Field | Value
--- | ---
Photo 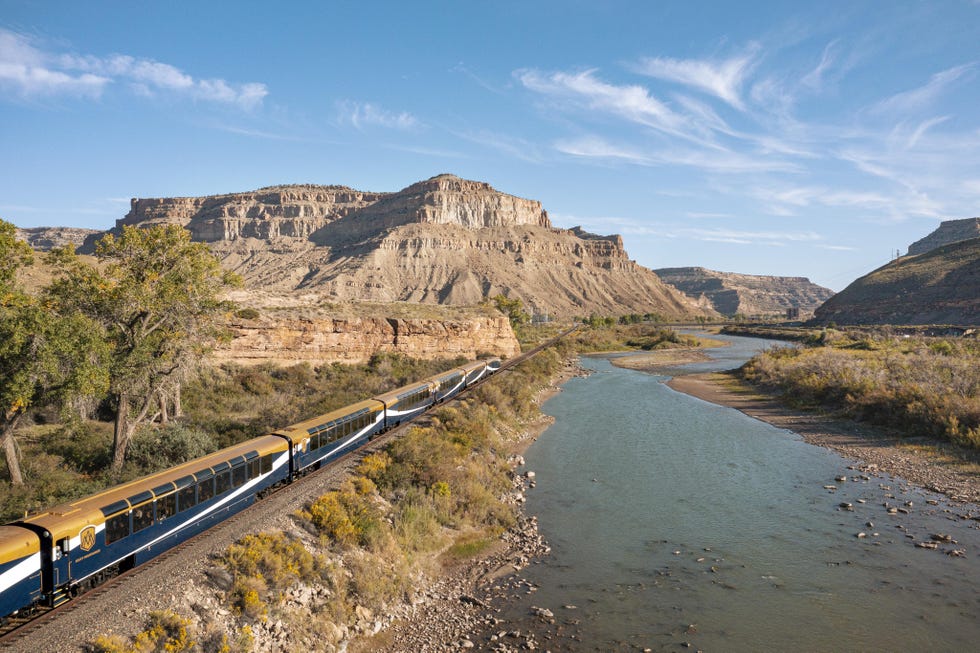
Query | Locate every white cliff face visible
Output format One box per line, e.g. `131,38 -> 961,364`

121,185 -> 386,242
109,174 -> 712,320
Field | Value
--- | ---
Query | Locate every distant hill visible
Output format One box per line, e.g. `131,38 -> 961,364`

654,267 -> 834,317
16,226 -> 102,251
907,217 -> 980,256
812,237 -> 980,326
77,174 -> 710,320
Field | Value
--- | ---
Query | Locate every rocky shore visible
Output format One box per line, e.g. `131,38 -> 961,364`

667,371 -> 980,505
354,360 -> 588,652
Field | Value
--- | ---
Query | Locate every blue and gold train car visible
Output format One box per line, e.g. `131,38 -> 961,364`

0,354 -> 505,622
0,527 -> 41,620
13,435 -> 290,607
375,380 -> 438,429
281,399 -> 386,474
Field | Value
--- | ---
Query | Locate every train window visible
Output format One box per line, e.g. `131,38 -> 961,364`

132,505 -> 154,533
260,454 -> 273,474
232,464 -> 246,488
248,459 -> 260,479
127,490 -> 153,506
178,484 -> 197,511
215,471 -> 231,495
197,478 -> 215,502
156,494 -> 176,521
105,512 -> 130,544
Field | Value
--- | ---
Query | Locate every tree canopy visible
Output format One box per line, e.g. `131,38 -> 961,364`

50,224 -> 240,471
0,220 -> 109,484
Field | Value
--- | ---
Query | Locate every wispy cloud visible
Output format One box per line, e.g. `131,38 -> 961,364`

0,28 -> 267,108
686,211 -> 734,219
800,40 -> 839,92
681,227 -> 821,246
517,69 -> 707,145
816,244 -> 858,251
453,129 -> 546,163
451,62 -> 505,95
904,115 -> 950,149
551,212 -> 824,248
209,123 -> 306,141
872,63 -> 976,115
631,45 -> 760,110
554,134 -> 799,173
336,100 -> 418,130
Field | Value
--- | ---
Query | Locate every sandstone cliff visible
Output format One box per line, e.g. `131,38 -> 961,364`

112,174 -> 708,320
107,185 -> 386,245
655,267 -> 834,317
907,218 -> 980,256
812,237 -> 980,326
215,293 -> 520,365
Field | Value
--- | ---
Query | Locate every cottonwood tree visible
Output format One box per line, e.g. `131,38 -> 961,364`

50,225 -> 240,472
0,220 -> 109,484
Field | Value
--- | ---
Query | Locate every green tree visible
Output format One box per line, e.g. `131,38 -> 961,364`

0,220 -> 109,485
50,225 -> 240,472
491,294 -> 530,329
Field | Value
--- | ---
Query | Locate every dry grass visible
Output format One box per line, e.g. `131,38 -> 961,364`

741,333 -> 980,449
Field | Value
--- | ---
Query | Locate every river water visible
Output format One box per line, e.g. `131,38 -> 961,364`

494,333 -> 980,652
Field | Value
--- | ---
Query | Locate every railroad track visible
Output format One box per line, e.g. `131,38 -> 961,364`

0,327 -> 577,650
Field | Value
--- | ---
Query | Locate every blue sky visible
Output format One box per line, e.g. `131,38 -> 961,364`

2,1 -> 978,290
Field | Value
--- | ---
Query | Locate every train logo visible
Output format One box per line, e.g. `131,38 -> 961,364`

79,526 -> 96,551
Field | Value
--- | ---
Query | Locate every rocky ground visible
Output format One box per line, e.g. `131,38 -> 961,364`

667,371 -> 980,504
359,361 -> 588,652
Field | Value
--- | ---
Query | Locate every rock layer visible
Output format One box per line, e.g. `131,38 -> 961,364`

655,267 -> 834,317
907,218 -> 980,256
214,313 -> 520,365
812,237 -> 980,325
112,174 -> 707,320
115,185 -> 385,244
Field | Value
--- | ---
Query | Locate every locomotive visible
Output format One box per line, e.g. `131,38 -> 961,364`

0,357 -> 501,623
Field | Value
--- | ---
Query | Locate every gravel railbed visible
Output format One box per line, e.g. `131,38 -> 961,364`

2,434 -> 394,653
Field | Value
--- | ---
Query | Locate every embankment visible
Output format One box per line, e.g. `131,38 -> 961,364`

667,371 -> 980,504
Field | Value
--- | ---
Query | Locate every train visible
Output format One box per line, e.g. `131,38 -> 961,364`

0,356 -> 501,624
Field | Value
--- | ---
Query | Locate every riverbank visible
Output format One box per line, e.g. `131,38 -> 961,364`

667,371 -> 980,505
360,358 -> 588,652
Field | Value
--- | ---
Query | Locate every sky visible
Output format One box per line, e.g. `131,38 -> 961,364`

1,1 -> 979,291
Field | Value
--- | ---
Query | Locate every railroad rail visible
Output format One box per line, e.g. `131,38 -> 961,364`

0,325 -> 578,648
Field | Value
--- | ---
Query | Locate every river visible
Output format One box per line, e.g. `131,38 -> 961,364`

491,333 -> 980,652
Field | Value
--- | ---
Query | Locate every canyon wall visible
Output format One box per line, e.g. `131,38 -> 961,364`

655,267 -> 835,317
214,314 -> 520,366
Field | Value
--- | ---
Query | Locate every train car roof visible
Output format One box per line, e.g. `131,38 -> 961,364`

373,379 -> 437,404
0,526 -> 39,564
17,434 -> 288,537
460,360 -> 489,372
277,398 -> 383,436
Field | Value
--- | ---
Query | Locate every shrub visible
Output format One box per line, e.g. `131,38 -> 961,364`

741,335 -> 980,450
301,480 -> 384,550
222,531 -> 324,595
90,610 -> 196,653
126,424 -> 216,473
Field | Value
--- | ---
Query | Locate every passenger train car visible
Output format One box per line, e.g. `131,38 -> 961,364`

0,356 -> 500,624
